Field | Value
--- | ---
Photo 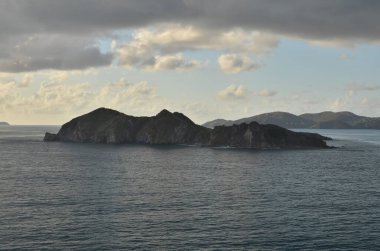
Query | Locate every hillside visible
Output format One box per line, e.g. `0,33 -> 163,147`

203,111 -> 380,129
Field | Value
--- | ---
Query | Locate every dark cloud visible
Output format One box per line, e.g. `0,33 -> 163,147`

0,0 -> 189,37
0,34 -> 113,72
188,0 -> 380,41
0,0 -> 379,72
0,48 -> 112,73
1,0 -> 379,39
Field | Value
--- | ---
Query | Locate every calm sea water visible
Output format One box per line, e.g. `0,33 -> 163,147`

0,126 -> 379,250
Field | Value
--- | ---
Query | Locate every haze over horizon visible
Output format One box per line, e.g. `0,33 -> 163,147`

1,0 -> 380,125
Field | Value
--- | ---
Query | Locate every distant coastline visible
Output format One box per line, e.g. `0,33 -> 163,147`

0,122 -> 10,126
203,111 -> 380,130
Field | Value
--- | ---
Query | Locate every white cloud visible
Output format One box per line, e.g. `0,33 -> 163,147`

122,25 -> 279,54
330,97 -> 347,111
0,81 -> 18,97
117,42 -> 202,71
96,79 -> 156,107
0,77 -> 170,124
0,80 -> 92,120
218,54 -> 260,73
307,39 -> 357,48
117,25 -> 278,72
254,89 -> 278,97
150,54 -> 202,71
217,84 -> 247,100
48,72 -> 70,82
327,83 -> 380,113
19,73 -> 34,88
93,80 -> 171,116
347,83 -> 380,95
217,86 -> 277,102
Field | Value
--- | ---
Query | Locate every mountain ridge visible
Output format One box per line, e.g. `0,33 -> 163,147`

203,111 -> 380,129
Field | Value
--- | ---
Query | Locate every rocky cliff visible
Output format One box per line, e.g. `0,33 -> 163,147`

210,122 -> 330,149
44,108 -> 331,149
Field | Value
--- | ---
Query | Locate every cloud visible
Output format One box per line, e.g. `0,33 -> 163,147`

96,78 -> 157,107
0,82 -> 18,97
0,80 -> 91,120
117,25 -> 276,71
254,89 -> 278,97
347,83 -> 380,95
0,34 -> 113,73
217,84 -> 248,100
118,47 -> 202,71
120,25 -> 280,54
151,54 -> 202,71
3,1 -> 377,72
19,74 -> 34,88
2,0 -> 380,42
218,54 -> 260,73
307,39 -> 357,48
48,72 -> 70,82
0,77 -> 169,123
329,83 -> 380,113
217,85 -> 277,101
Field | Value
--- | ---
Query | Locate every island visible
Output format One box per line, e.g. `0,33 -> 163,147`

44,108 -> 331,149
203,111 -> 380,129
0,122 -> 10,126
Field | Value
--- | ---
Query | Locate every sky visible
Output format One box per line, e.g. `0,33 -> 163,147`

0,0 -> 380,125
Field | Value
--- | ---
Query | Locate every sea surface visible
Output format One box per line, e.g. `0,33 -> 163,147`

0,126 -> 379,250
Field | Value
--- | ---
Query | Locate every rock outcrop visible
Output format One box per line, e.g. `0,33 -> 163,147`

135,109 -> 210,145
44,108 -> 331,149
44,108 -> 210,145
210,122 -> 330,149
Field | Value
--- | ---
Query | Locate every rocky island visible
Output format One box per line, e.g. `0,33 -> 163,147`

44,108 -> 331,149
0,122 -> 10,126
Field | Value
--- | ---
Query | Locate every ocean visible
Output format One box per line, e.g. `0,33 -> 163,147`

0,126 -> 379,250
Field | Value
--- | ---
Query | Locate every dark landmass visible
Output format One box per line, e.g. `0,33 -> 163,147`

44,108 -> 331,149
203,111 -> 380,129
44,108 -> 210,145
0,122 -> 10,126
209,122 -> 330,149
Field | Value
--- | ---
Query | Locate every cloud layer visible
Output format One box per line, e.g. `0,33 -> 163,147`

116,25 -> 277,71
1,0 -> 379,72
0,76 -> 167,123
2,0 -> 380,40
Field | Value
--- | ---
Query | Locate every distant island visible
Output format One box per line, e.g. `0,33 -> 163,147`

44,108 -> 331,149
0,122 -> 10,126
203,111 -> 380,129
